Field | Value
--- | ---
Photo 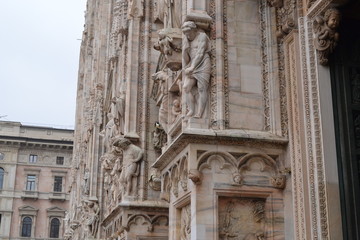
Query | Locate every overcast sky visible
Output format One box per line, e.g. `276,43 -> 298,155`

0,0 -> 87,129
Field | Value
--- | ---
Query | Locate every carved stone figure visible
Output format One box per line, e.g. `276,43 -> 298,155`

171,98 -> 181,122
154,0 -> 182,28
84,200 -> 100,237
154,28 -> 183,71
82,168 -> 90,195
111,95 -> 125,135
188,169 -> 202,184
63,211 -> 71,238
182,21 -> 211,118
232,172 -> 243,184
100,147 -> 123,211
154,29 -> 180,56
314,8 -> 341,65
100,113 -> 119,150
220,201 -> 238,239
152,122 -> 167,151
152,70 -> 169,133
270,174 -> 286,189
113,137 -> 144,196
149,167 -> 161,191
128,0 -> 144,18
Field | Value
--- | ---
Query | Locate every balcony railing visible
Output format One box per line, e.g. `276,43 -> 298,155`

49,191 -> 66,201
21,190 -> 39,199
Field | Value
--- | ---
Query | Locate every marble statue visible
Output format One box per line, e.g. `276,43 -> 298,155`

82,168 -> 90,195
182,21 -> 211,118
84,200 -> 100,237
113,137 -> 144,196
100,113 -> 119,150
154,0 -> 182,28
111,95 -> 125,135
152,70 -> 169,133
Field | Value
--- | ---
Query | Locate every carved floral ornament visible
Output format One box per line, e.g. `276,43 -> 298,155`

313,8 -> 341,65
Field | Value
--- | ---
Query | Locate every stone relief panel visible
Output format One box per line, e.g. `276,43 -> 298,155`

226,0 -> 264,130
180,204 -> 191,240
219,197 -> 265,240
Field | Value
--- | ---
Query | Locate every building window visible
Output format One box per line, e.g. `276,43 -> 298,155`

0,152 -> 4,160
56,156 -> 64,165
29,154 -> 37,163
0,168 -> 4,189
49,218 -> 60,238
21,216 -> 32,237
26,175 -> 36,191
53,176 -> 63,192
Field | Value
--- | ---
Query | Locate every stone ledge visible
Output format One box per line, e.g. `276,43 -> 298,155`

153,129 -> 288,169
102,200 -> 169,226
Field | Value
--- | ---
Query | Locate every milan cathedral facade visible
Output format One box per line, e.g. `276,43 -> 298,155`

65,0 -> 360,239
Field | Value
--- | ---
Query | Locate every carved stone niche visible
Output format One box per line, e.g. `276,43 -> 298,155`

154,28 -> 182,71
219,197 -> 266,239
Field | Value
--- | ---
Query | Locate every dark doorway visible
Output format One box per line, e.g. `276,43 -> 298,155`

330,0 -> 360,239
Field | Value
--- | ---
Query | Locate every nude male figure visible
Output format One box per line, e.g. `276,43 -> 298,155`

182,21 -> 211,118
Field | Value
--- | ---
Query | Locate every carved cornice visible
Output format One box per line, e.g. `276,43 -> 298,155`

101,200 -> 169,226
152,129 -> 288,170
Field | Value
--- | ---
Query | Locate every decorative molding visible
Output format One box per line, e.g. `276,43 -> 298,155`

284,28 -> 306,239
152,129 -> 287,170
306,17 -> 330,239
260,0 -> 271,132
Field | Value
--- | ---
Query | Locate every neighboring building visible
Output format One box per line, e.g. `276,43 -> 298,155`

66,0 -> 360,239
0,121 -> 73,239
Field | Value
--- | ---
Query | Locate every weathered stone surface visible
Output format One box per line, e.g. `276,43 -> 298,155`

66,0 -> 348,239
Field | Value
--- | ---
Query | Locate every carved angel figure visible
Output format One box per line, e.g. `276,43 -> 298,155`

154,30 -> 179,56
314,8 -> 341,65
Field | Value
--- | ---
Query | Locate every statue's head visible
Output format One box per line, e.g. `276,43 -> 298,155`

158,29 -> 166,39
182,21 -> 197,41
324,8 -> 340,29
173,98 -> 180,107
